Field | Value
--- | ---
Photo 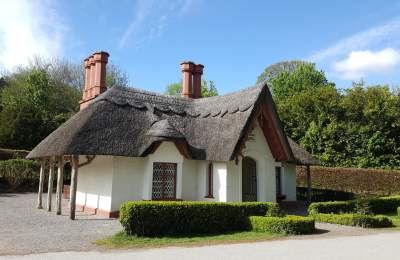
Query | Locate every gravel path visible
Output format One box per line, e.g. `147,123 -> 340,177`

0,193 -> 121,256
0,193 -> 399,257
2,232 -> 400,260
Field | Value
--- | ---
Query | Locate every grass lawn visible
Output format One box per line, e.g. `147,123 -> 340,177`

96,231 -> 284,249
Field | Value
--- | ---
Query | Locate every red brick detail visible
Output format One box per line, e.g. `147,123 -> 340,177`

80,51 -> 109,110
63,185 -> 70,199
76,204 -> 119,219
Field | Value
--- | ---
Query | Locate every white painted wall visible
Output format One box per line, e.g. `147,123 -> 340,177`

242,123 -> 277,202
143,142 -> 184,200
111,156 -> 146,211
227,161 -> 240,201
282,162 -> 297,201
181,158 -> 198,201
76,156 -> 114,211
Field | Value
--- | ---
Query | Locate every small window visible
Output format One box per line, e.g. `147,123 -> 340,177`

152,162 -> 177,200
205,163 -> 213,198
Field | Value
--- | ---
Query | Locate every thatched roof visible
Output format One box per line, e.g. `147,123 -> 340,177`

27,83 -> 318,165
288,138 -> 320,165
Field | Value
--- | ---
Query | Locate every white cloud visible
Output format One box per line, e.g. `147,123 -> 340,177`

332,48 -> 400,80
309,18 -> 400,62
0,0 -> 66,71
118,0 -> 197,49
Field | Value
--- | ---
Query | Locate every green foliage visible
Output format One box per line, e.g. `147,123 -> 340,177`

0,68 -> 80,149
0,148 -> 30,160
257,61 -> 400,169
249,215 -> 315,235
0,57 -> 129,150
297,166 -> 400,196
397,207 -> 400,217
314,213 -> 393,228
367,196 -> 400,214
296,187 -> 355,202
119,201 -> 278,236
0,159 -> 39,188
256,60 -> 307,84
308,196 -> 400,215
165,80 -> 218,97
308,201 -> 356,215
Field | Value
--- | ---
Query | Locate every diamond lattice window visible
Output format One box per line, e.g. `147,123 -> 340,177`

152,162 -> 177,200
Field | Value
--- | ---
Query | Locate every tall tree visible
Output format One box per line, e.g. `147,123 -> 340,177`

0,57 -> 130,149
256,60 -> 306,84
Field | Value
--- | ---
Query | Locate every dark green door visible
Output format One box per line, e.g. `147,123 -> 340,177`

242,157 -> 257,202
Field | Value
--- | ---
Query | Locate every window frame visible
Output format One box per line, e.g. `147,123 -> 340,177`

205,162 -> 214,198
152,162 -> 177,200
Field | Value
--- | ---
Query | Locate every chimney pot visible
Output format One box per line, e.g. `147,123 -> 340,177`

80,51 -> 109,110
180,61 -> 194,98
193,64 -> 204,99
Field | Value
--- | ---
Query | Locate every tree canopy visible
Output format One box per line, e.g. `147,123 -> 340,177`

257,61 -> 400,169
0,58 -> 129,149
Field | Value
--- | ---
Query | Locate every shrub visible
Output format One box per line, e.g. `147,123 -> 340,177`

0,159 -> 39,188
308,196 -> 400,215
0,148 -> 29,160
367,196 -> 400,214
249,215 -> 315,235
296,187 -> 355,202
297,166 -> 400,196
308,201 -> 356,215
120,201 -> 279,236
397,207 -> 400,217
314,213 -> 393,228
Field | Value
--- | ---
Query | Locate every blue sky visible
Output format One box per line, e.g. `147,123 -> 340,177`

1,0 -> 400,94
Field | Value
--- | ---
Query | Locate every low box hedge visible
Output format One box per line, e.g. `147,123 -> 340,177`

308,201 -> 356,215
308,196 -> 400,215
367,196 -> 400,214
249,215 -> 315,235
314,213 -> 393,228
120,201 -> 280,236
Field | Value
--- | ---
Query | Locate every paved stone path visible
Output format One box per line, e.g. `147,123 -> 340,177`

0,193 -> 121,256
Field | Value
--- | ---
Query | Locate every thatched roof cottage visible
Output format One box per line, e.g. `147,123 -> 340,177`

28,52 -> 319,219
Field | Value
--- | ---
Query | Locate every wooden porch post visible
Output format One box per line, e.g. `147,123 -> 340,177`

47,157 -> 55,211
37,160 -> 45,209
55,156 -> 64,215
306,165 -> 312,203
69,155 -> 79,220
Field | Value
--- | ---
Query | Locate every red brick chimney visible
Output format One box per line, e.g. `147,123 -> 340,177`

193,64 -> 204,99
180,61 -> 203,99
180,61 -> 194,98
79,51 -> 109,110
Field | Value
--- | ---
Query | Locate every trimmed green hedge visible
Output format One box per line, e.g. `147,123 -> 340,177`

308,201 -> 356,215
314,213 -> 393,228
368,197 -> 400,214
0,159 -> 39,189
120,201 -> 280,236
249,215 -> 315,235
308,196 -> 400,215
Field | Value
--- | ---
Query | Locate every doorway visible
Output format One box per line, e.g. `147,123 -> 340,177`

242,157 -> 257,202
